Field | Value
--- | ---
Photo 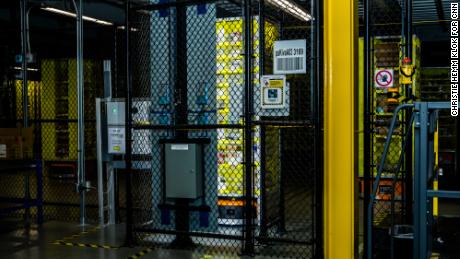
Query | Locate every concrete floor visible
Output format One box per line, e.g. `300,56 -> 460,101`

0,221 -> 252,259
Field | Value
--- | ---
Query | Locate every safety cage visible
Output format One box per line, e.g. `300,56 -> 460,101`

123,0 -> 322,258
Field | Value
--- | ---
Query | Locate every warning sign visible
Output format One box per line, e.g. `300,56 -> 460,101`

261,75 -> 287,109
374,69 -> 394,88
108,127 -> 126,154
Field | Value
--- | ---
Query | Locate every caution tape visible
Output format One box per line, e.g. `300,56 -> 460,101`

52,240 -> 120,250
127,248 -> 153,259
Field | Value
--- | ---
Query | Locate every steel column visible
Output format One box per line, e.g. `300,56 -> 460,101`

413,102 -> 428,259
404,0 -> 414,224
171,4 -> 193,248
363,0 -> 371,254
124,0 -> 134,246
96,98 -> 104,225
20,0 -> 28,127
258,0 -> 267,238
74,0 -> 87,226
243,0 -> 254,254
323,0 -> 358,257
314,0 -> 323,256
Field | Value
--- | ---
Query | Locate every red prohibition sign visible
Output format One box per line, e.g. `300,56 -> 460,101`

375,70 -> 393,87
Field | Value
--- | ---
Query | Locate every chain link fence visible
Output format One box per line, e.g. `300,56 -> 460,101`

0,2 -> 115,223
127,0 -> 320,257
364,0 -> 413,257
2,60 -> 104,223
0,1 -> 321,256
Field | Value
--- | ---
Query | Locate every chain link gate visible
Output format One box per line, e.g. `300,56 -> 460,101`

363,0 -> 420,257
126,0 -> 321,257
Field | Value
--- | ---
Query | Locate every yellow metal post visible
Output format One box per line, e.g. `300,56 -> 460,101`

323,0 -> 358,257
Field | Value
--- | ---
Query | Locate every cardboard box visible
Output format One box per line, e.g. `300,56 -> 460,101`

0,128 -> 34,160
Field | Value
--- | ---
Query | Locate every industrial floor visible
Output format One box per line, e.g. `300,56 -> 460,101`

0,221 -> 256,259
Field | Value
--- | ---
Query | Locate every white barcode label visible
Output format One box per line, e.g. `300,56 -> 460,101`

273,39 -> 307,74
276,57 -> 304,72
0,144 -> 6,158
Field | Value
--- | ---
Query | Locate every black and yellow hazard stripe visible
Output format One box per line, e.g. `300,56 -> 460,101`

127,247 -> 153,259
52,240 -> 120,250
56,225 -> 101,243
61,234 -> 82,241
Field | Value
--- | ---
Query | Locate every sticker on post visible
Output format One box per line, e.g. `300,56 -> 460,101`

171,144 -> 189,151
261,75 -> 287,109
273,39 -> 307,74
108,127 -> 126,154
374,68 -> 394,88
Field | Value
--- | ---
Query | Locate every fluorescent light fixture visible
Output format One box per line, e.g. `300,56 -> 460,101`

41,7 -> 113,26
117,26 -> 139,32
14,66 -> 39,72
265,0 -> 312,22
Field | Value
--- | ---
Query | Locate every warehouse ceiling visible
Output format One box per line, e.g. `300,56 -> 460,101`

0,0 -> 454,29
412,0 -> 453,22
0,0 -> 454,62
358,0 -> 454,22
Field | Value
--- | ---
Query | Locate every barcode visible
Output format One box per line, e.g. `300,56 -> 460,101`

276,57 -> 303,71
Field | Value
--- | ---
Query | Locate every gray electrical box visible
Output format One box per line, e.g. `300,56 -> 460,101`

106,101 -> 125,126
165,143 -> 203,199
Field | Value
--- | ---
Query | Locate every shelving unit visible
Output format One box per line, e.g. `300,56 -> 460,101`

40,59 -> 101,178
215,17 -> 277,217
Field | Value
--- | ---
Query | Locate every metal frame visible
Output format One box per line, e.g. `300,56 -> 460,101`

367,102 -> 459,259
313,0 -> 323,255
124,0 -> 322,256
68,0 -> 87,226
403,0 -> 414,225
124,0 -> 134,246
363,0 -> 371,255
17,0 -> 88,225
412,102 -> 460,259
242,0 -> 255,253
0,160 -> 43,225
20,0 -> 29,128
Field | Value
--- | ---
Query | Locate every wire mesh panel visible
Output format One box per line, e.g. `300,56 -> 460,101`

11,58 -> 103,222
129,1 -> 245,255
0,0 -> 123,222
128,0 -> 320,257
364,0 -> 421,257
253,1 -> 316,258
0,0 -> 112,223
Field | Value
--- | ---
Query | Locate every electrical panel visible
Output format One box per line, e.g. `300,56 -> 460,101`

165,143 -> 203,199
